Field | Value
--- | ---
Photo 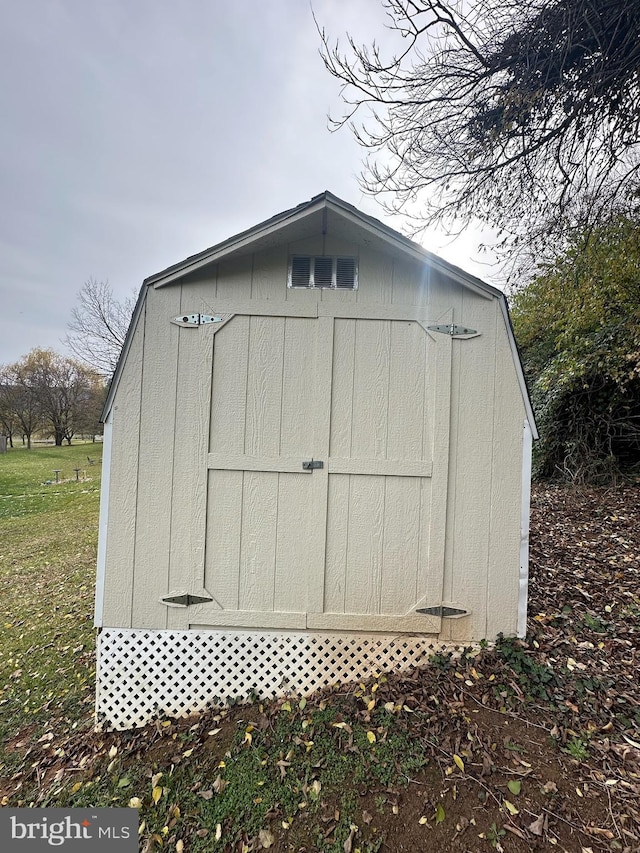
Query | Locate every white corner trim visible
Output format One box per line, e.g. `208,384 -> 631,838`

518,419 -> 533,638
94,414 -> 113,627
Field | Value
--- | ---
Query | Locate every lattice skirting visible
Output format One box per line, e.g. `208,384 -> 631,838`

96,628 -> 441,730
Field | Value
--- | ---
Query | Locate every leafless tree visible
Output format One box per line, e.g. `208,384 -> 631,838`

319,0 -> 640,264
65,278 -> 136,376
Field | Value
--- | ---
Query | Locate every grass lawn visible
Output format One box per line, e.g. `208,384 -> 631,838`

0,450 -> 639,852
0,443 -> 100,748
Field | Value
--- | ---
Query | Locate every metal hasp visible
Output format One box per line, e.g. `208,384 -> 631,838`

302,459 -> 324,471
416,605 -> 469,618
427,323 -> 478,337
171,313 -> 223,327
161,593 -> 213,607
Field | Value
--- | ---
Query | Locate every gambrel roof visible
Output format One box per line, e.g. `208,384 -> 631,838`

105,191 -> 536,437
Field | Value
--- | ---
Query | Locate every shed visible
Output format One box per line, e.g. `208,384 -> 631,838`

94,191 -> 537,729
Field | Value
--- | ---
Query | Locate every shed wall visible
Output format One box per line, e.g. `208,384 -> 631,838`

98,240 -> 526,640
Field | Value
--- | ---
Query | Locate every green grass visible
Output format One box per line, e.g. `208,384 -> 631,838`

0,443 -> 102,750
0,442 -> 102,520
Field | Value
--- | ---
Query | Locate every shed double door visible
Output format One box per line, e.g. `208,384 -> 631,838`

191,308 -> 451,635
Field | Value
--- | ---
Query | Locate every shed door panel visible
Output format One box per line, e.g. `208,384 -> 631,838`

197,312 -> 448,634
312,318 -> 439,632
205,316 -> 317,619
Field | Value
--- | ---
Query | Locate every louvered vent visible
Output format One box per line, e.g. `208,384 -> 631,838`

336,257 -> 356,289
313,256 -> 333,288
288,256 -> 357,290
290,256 -> 311,288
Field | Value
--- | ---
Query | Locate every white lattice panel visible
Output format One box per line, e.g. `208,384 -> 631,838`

96,629 -> 439,730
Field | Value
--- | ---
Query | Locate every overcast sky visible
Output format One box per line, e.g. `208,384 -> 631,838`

0,0 -> 497,367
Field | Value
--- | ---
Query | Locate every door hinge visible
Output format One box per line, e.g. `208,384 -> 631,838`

171,313 -> 224,328
161,593 -> 213,607
302,459 -> 324,471
427,324 -> 478,337
416,605 -> 470,618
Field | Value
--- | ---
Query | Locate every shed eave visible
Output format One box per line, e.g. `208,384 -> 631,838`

101,281 -> 147,421
146,190 -> 500,304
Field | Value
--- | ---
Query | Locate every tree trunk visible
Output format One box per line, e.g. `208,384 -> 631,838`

54,431 -> 64,446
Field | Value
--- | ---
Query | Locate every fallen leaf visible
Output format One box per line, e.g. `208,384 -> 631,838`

529,814 -> 545,836
366,731 -> 376,744
152,786 -> 163,805
259,829 -> 274,848
503,799 -> 519,815
504,824 -> 526,840
453,754 -> 465,772
435,803 -> 445,825
507,780 -> 521,795
343,826 -> 356,853
587,827 -> 614,839
213,775 -> 228,794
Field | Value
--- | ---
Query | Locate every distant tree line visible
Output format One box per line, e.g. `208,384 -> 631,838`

0,349 -> 106,448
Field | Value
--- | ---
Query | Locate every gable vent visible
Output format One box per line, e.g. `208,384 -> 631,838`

289,255 -> 358,290
290,256 -> 311,288
336,257 -> 356,289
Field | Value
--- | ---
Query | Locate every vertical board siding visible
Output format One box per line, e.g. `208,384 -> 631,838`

485,312 -> 526,638
307,315 -> 334,614
251,246 -> 287,300
280,318 -> 316,456
325,316 -> 437,620
103,239 -> 528,642
209,317 -> 250,454
101,307 -> 144,627
387,322 -> 427,460
357,248 -> 392,303
343,475 -> 386,614
379,476 -> 422,614
446,291 -> 499,641
324,475 -> 350,613
274,473 -> 315,611
329,319 -> 356,458
238,471 -> 278,611
205,469 -> 243,609
391,256 -> 428,305
216,256 -> 252,299
206,314 -> 319,616
167,281 -> 215,629
351,320 -> 390,458
245,316 -> 284,456
131,286 -> 181,628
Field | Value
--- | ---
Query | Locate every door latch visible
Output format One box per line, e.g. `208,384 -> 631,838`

302,459 -> 324,471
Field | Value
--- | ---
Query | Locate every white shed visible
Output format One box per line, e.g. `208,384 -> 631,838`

94,192 -> 537,729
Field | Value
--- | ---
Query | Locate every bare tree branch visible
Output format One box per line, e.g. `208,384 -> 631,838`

64,278 -> 136,376
319,0 -> 640,266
